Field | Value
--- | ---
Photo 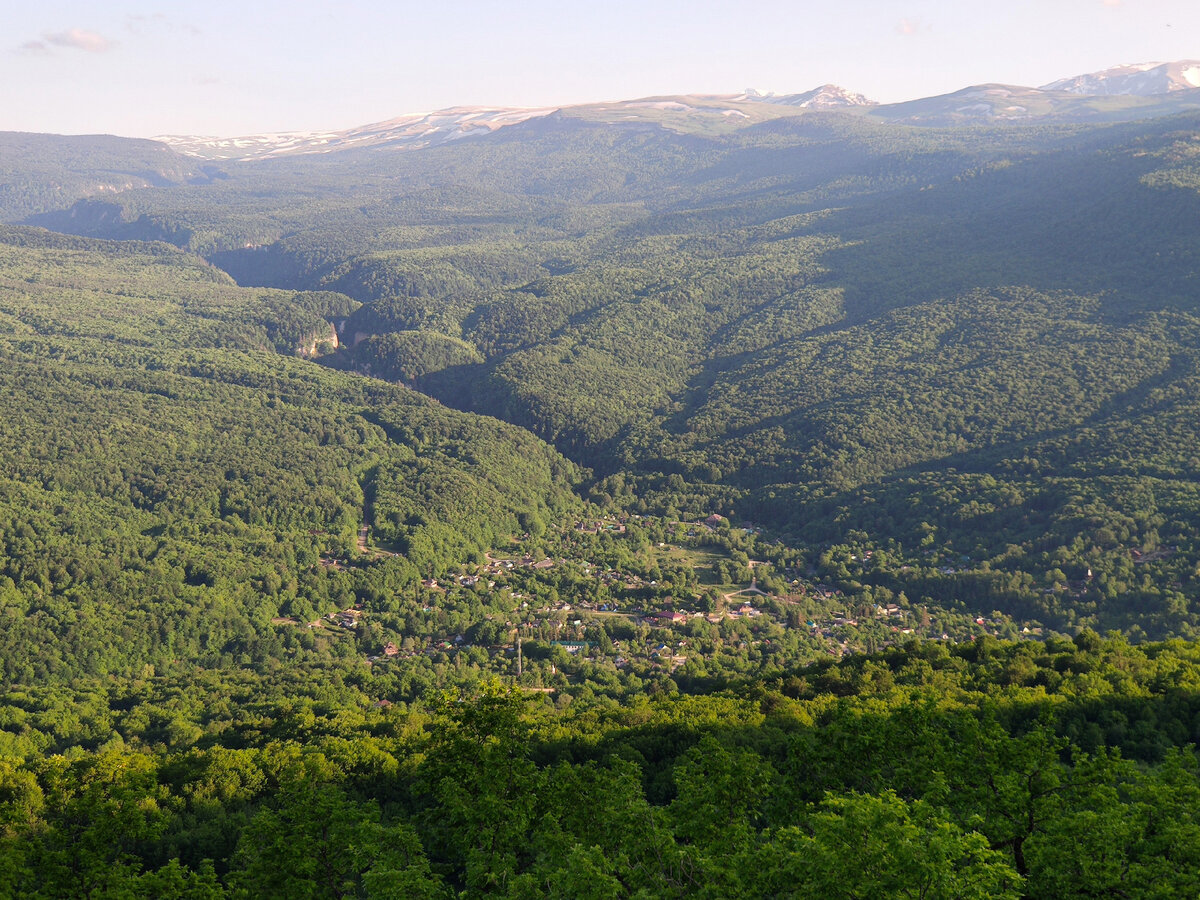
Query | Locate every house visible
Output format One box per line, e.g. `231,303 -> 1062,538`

551,641 -> 589,654
704,514 -> 727,528
382,642 -> 399,657
656,610 -> 687,624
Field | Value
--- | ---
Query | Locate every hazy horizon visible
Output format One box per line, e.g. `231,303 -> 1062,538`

6,0 -> 1199,139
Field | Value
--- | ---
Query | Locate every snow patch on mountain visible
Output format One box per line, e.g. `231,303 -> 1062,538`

625,100 -> 694,111
157,107 -> 557,161
153,61 -> 1200,162
754,84 -> 876,108
1042,60 -> 1200,96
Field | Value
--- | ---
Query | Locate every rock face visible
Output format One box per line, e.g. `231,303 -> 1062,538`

297,322 -> 339,359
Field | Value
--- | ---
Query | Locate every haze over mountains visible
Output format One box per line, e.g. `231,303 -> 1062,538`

152,59 -> 1200,161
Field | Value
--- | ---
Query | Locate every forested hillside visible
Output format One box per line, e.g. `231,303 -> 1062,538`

0,227 -> 578,686
19,110 -> 1200,635
6,93 -> 1200,895
0,132 -> 204,222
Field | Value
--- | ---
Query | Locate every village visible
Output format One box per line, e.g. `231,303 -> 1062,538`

286,511 -> 1044,687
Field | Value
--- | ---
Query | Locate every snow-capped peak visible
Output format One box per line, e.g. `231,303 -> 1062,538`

753,84 -> 876,109
1041,60 -> 1200,96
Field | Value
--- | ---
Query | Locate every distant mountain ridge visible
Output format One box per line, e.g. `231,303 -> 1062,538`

152,59 -> 1200,161
750,84 -> 876,109
869,81 -> 1200,126
1042,60 -> 1200,95
153,91 -> 874,161
156,106 -> 558,161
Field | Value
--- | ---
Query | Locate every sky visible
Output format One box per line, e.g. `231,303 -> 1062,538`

3,0 -> 1198,138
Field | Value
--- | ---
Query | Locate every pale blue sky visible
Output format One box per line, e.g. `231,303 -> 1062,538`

4,0 -> 1197,137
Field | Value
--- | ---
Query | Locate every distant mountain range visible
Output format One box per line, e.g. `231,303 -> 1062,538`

154,60 -> 1200,161
1041,60 -> 1200,95
154,107 -> 559,161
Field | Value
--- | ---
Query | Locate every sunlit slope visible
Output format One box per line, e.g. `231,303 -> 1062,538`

0,227 -> 578,681
16,111 -> 1200,575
